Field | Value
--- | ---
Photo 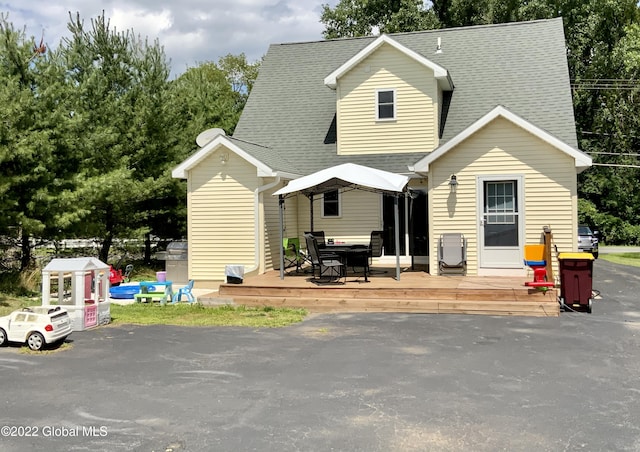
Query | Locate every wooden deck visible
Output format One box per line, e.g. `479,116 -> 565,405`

201,265 -> 560,317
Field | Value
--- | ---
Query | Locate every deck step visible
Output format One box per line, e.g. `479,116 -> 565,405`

207,273 -> 560,317
203,293 -> 559,317
218,284 -> 556,302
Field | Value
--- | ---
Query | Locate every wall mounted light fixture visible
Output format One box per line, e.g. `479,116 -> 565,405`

220,152 -> 229,165
449,174 -> 458,193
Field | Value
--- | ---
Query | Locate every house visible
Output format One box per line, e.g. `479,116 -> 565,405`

172,18 -> 591,287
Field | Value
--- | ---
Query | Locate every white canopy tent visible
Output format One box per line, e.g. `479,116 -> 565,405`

274,163 -> 409,196
273,163 -> 410,281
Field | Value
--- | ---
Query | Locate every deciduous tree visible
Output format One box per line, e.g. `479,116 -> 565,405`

321,0 -> 440,38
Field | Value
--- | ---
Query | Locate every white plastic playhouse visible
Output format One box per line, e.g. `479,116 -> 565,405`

41,257 -> 111,331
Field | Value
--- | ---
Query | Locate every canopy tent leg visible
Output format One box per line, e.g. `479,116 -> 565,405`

394,195 -> 401,281
279,195 -> 285,280
308,193 -> 314,232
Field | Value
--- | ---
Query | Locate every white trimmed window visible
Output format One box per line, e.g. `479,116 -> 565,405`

376,89 -> 396,120
322,190 -> 341,217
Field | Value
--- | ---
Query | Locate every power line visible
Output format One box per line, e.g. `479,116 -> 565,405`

591,163 -> 640,169
570,79 -> 640,90
587,152 -> 640,157
580,130 -> 640,139
570,80 -> 640,166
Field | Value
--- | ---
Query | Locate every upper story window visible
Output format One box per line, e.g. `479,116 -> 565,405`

322,190 -> 341,217
376,89 -> 396,121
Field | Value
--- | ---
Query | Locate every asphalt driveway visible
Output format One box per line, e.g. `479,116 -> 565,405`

1,259 -> 639,451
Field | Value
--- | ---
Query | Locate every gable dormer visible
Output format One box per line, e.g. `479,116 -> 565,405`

325,34 -> 453,156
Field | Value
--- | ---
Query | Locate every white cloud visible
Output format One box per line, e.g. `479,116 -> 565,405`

1,0 -> 336,78
110,7 -> 173,36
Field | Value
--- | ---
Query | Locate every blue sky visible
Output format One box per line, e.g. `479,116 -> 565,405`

1,0 -> 336,78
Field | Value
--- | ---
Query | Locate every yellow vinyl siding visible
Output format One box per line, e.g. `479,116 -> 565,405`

264,182 -> 299,271
337,44 -> 438,155
188,148 -> 259,282
296,190 -> 382,245
429,117 -> 577,275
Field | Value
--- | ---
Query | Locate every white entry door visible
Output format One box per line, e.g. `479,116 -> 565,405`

478,176 -> 524,269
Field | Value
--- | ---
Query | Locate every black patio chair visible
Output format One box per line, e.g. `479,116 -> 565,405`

368,230 -> 387,275
369,231 -> 384,263
304,231 -> 326,248
304,233 -> 344,283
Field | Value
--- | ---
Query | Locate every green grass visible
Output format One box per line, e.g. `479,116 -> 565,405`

0,296 -> 306,328
0,264 -> 307,328
0,269 -> 41,298
599,252 -> 640,267
19,342 -> 73,354
110,303 -> 307,328
0,295 -> 40,316
126,265 -> 164,282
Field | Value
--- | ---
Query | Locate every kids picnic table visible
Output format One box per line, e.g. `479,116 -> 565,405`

134,281 -> 173,305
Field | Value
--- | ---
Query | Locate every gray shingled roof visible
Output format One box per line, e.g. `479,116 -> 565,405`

233,18 -> 577,176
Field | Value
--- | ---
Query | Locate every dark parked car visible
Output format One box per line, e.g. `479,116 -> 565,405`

578,225 -> 599,259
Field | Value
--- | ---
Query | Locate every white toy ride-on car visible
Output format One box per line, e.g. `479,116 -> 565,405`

0,306 -> 72,351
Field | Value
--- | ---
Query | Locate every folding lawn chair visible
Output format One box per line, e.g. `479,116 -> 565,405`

283,237 -> 303,272
438,233 -> 467,275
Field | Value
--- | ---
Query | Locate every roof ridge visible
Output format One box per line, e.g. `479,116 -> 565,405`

388,17 -> 562,37
228,136 -> 272,149
228,135 -> 304,174
272,17 -> 562,47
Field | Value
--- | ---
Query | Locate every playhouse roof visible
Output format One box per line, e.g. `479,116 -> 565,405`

43,257 -> 109,272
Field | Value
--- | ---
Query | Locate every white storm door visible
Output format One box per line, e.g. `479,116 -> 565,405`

478,177 -> 524,268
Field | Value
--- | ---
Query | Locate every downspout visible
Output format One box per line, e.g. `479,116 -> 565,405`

245,176 -> 281,274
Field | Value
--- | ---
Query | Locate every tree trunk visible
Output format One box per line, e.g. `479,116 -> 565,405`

20,232 -> 32,271
100,234 -> 112,263
144,233 -> 152,265
100,206 -> 115,263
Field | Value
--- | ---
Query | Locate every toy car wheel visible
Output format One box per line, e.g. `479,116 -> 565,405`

27,332 -> 45,351
0,327 -> 7,346
592,251 -> 598,259
587,299 -> 593,314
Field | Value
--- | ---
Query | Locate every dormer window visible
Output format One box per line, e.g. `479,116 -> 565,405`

376,89 -> 396,120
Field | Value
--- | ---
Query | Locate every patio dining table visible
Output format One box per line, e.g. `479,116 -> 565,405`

323,243 -> 370,282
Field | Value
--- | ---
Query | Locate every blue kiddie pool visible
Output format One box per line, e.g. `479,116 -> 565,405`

109,283 -> 140,299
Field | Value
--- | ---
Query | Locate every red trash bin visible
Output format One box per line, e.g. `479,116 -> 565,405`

558,252 -> 595,313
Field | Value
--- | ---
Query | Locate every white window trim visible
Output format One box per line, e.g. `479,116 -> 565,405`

375,88 -> 396,121
321,190 -> 342,218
